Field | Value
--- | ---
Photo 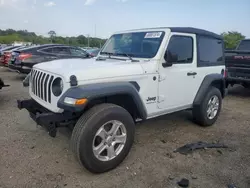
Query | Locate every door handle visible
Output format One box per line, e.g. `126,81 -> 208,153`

187,72 -> 197,76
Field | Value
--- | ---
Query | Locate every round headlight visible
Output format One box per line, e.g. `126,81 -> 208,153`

52,77 -> 63,97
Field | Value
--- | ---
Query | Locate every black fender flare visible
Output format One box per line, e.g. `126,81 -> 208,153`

57,82 -> 147,120
193,73 -> 225,106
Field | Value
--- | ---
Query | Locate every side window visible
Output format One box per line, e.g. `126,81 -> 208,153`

53,47 -> 71,55
198,36 -> 224,66
167,35 -> 193,64
70,48 -> 87,56
41,47 -> 53,53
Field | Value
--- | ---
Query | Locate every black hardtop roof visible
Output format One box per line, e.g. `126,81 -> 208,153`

169,27 -> 223,40
126,27 -> 222,40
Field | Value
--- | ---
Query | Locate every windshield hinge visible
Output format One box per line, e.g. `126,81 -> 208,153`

158,74 -> 166,82
158,95 -> 165,103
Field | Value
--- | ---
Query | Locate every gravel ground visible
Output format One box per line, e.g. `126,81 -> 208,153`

0,67 -> 250,188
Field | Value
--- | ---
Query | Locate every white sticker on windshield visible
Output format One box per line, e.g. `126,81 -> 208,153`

144,32 -> 162,38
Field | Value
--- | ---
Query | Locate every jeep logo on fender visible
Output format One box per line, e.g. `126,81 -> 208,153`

146,97 -> 156,102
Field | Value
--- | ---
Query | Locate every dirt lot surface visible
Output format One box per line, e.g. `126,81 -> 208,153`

0,67 -> 250,188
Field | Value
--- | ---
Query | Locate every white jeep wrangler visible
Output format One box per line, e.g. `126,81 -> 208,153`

18,27 -> 226,173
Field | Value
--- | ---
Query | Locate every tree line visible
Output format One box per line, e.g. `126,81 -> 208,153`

0,29 -> 107,48
0,29 -> 247,49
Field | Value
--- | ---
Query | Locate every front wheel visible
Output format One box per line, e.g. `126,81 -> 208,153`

193,87 -> 222,127
70,103 -> 135,173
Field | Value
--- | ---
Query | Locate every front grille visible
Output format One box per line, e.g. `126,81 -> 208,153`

30,69 -> 54,103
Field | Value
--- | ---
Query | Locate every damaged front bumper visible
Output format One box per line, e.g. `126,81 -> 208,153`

17,99 -> 77,137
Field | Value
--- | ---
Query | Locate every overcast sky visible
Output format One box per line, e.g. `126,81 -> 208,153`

0,0 -> 249,38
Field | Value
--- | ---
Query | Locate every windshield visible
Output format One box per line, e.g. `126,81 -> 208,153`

100,31 -> 165,58
237,40 -> 250,51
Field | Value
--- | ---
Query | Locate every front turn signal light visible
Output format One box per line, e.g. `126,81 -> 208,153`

75,98 -> 88,105
64,97 -> 88,105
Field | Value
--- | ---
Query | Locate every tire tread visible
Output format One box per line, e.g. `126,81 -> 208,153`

70,103 -> 130,171
192,86 -> 222,127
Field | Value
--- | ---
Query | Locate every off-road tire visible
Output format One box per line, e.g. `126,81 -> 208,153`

70,103 -> 135,173
192,86 -> 222,127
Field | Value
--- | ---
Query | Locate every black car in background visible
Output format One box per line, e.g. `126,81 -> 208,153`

8,44 -> 91,74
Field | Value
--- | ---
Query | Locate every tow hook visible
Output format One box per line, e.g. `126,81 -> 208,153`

47,123 -> 57,138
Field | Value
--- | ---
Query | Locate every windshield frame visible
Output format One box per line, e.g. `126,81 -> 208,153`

100,31 -> 165,59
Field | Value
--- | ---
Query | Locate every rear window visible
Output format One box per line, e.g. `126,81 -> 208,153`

19,46 -> 39,53
237,40 -> 250,51
198,36 -> 224,67
1,46 -> 20,51
40,47 -> 53,53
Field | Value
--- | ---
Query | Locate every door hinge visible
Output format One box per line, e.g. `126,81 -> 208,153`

158,95 -> 165,103
158,74 -> 166,82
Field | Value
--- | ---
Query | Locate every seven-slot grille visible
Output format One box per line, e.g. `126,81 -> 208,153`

30,69 -> 54,103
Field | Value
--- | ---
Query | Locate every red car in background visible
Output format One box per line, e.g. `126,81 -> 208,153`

0,46 -> 25,66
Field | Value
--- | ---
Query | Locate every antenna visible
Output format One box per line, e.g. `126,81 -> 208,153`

94,24 -> 97,38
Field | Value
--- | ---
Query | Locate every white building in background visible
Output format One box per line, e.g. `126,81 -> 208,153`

13,41 -> 32,46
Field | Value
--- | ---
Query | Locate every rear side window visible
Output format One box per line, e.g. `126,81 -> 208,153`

41,47 -> 53,53
167,35 -> 193,64
21,46 -> 39,53
198,36 -> 224,67
53,47 -> 71,55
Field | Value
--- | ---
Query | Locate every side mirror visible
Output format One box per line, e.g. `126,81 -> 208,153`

162,50 -> 177,67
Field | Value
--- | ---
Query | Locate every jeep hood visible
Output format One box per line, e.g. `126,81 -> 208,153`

34,58 -> 144,82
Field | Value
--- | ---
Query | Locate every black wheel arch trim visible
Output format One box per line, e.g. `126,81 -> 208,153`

193,73 -> 226,106
57,82 -> 147,119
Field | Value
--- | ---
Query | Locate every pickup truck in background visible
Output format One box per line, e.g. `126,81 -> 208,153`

225,39 -> 250,88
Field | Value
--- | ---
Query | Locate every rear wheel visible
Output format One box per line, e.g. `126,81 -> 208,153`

193,87 -> 222,127
71,103 -> 135,173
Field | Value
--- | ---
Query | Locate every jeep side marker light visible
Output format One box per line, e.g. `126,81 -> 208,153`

64,97 -> 87,105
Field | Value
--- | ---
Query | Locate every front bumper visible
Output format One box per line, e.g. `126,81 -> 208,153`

226,77 -> 250,83
9,64 -> 31,74
17,99 -> 77,137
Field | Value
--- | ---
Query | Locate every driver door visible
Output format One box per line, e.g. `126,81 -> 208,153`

157,33 -> 200,111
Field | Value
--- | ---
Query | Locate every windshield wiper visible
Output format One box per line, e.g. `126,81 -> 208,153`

100,52 -> 114,58
99,52 -> 139,62
98,52 -> 126,61
115,53 -> 139,62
